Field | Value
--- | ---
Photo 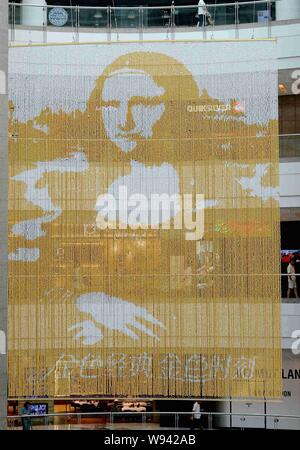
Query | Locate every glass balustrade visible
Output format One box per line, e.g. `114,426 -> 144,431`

280,134 -> 300,158
79,8 -> 108,29
4,410 -> 300,430
8,1 -> 278,33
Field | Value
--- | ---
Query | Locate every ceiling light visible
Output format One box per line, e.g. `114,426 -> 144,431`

278,83 -> 287,94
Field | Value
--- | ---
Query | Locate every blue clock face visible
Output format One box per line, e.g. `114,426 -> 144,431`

48,8 -> 69,27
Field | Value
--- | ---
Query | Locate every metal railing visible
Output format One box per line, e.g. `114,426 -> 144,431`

280,134 -> 300,158
4,410 -> 300,430
8,1 -> 280,43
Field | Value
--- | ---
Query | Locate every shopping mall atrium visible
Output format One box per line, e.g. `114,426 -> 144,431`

0,0 -> 299,432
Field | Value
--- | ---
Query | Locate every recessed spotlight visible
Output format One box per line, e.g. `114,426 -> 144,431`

278,83 -> 287,94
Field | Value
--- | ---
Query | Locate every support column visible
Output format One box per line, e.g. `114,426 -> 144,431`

0,0 -> 8,430
276,0 -> 300,21
20,0 -> 47,27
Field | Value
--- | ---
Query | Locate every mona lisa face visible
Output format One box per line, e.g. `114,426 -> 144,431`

101,69 -> 165,152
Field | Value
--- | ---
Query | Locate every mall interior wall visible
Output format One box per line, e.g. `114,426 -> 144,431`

276,0 -> 300,21
11,21 -> 300,72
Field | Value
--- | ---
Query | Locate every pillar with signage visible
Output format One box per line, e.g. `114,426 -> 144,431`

0,0 -> 8,430
20,0 -> 46,27
276,0 -> 300,21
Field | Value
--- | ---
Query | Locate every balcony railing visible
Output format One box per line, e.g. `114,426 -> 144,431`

9,1 -> 280,42
4,410 -> 300,430
280,134 -> 300,158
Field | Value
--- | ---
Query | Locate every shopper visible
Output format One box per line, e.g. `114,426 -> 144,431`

20,402 -> 32,430
197,0 -> 208,27
190,400 -> 202,429
287,256 -> 298,298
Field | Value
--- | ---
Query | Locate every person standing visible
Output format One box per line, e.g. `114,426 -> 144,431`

197,0 -> 207,27
190,400 -> 202,429
20,402 -> 32,431
287,256 -> 299,298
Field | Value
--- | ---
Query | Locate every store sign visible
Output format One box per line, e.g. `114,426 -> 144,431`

266,352 -> 300,429
292,330 -> 300,355
48,8 -> 68,27
292,69 -> 300,95
282,368 -> 300,380
257,10 -> 270,23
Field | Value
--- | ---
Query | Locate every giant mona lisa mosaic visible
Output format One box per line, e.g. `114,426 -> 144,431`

8,40 -> 281,398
